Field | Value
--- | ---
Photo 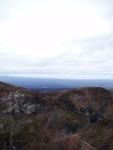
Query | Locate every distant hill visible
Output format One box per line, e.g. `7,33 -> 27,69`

0,75 -> 113,92
0,81 -> 113,149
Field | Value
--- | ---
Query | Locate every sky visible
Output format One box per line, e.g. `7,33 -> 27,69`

0,0 -> 113,79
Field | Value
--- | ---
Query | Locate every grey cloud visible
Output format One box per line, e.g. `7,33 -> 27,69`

0,0 -> 113,77
36,32 -> 113,75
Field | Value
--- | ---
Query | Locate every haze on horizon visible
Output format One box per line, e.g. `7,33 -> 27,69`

0,0 -> 113,79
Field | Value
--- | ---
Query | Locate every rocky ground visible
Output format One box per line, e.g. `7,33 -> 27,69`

0,81 -> 113,150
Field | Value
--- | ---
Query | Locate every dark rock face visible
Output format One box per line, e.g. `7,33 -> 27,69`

0,82 -> 113,150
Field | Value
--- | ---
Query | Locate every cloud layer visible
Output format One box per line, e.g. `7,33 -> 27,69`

0,0 -> 113,78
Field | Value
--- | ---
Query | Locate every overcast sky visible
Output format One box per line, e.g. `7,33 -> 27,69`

0,0 -> 113,79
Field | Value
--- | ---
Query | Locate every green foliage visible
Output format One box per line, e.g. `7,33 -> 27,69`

95,126 -> 105,145
63,111 -> 87,133
0,115 -> 17,134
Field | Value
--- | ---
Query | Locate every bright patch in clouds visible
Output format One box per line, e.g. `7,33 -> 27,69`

0,0 -> 113,78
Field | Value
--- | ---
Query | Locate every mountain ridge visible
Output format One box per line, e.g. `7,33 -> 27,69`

0,81 -> 113,150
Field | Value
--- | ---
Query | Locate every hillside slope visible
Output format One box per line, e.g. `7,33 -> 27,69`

0,82 -> 113,150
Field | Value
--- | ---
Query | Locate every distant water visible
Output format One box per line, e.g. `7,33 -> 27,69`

0,75 -> 113,92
